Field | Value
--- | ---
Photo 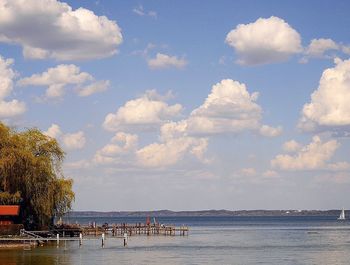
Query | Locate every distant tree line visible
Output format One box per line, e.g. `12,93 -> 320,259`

0,122 -> 74,229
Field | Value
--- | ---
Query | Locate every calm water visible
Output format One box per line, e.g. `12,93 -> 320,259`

1,216 -> 350,265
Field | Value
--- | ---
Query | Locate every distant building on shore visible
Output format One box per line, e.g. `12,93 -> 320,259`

0,205 -> 22,235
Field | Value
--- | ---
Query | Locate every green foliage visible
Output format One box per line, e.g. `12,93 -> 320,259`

0,191 -> 21,205
0,122 -> 75,228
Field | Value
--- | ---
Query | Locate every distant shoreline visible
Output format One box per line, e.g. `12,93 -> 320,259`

66,209 -> 344,218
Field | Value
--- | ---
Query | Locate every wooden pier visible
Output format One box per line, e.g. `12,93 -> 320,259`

0,222 -> 189,248
82,223 -> 189,237
15,222 -> 189,239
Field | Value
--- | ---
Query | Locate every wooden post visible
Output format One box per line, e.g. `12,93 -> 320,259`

56,234 -> 59,247
123,232 -> 128,247
79,233 -> 83,246
101,233 -> 105,247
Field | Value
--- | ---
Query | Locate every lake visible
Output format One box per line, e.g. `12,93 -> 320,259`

1,216 -> 350,265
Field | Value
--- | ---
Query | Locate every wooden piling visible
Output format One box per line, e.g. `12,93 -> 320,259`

101,233 -> 105,247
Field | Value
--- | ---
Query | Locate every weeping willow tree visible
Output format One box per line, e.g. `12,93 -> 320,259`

0,122 -> 74,229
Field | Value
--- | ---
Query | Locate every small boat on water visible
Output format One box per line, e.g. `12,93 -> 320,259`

338,208 -> 346,220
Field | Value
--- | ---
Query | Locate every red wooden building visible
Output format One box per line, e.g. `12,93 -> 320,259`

0,205 -> 20,225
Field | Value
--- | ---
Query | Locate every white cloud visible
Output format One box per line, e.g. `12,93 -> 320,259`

0,55 -> 26,118
132,5 -> 157,18
0,0 -> 123,60
44,123 -> 62,139
259,125 -> 283,137
300,38 -> 340,63
148,53 -> 187,69
305,38 -> 339,58
300,39 -> 350,63
19,64 -> 92,86
182,79 -> 281,136
77,80 -> 109,97
160,120 -> 188,141
225,16 -> 302,65
103,90 -> 183,131
62,131 -> 86,150
101,79 -> 280,168
271,136 -> 339,171
0,56 -> 15,100
0,100 -> 26,118
187,79 -> 261,134
100,132 -> 138,156
94,132 -> 138,165
299,58 -> 350,132
44,124 -> 86,150
136,137 -> 208,168
282,140 -> 302,153
18,64 -> 109,98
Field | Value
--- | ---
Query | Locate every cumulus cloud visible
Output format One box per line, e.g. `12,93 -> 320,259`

62,131 -> 86,150
225,16 -> 302,65
44,124 -> 86,150
282,140 -> 302,153
0,57 -> 15,100
0,0 -> 123,60
134,79 -> 283,168
100,79 -> 280,168
148,53 -> 187,69
44,123 -> 62,139
300,38 -> 340,63
271,136 -> 340,171
18,64 -> 109,98
77,80 -> 110,97
299,58 -> 350,132
136,136 -> 208,168
305,38 -> 339,58
187,79 -> 261,134
94,132 -> 138,165
300,38 -> 350,63
0,100 -> 26,118
182,79 -> 281,136
259,125 -> 283,137
0,55 -> 26,118
103,90 -> 183,131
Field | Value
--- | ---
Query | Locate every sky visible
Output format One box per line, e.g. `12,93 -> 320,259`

1,0 -> 350,211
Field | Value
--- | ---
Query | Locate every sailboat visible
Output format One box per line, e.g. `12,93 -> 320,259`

338,208 -> 346,220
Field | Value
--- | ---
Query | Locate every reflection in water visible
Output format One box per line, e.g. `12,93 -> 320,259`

0,245 -> 72,265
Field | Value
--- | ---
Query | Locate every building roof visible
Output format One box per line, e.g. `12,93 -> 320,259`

0,205 -> 20,216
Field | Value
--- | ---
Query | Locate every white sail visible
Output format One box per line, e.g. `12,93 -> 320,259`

338,208 -> 346,220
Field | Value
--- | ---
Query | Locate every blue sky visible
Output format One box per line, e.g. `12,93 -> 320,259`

1,0 -> 350,211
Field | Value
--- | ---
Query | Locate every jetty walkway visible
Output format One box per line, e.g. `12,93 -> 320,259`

82,223 -> 189,236
0,222 -> 189,248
